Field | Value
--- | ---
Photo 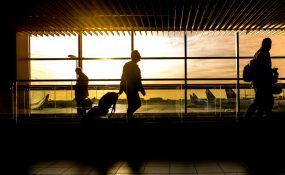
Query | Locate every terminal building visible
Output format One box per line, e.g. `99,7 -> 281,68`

1,0 -> 285,174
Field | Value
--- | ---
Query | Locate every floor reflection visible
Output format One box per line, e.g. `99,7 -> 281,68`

26,159 -> 255,175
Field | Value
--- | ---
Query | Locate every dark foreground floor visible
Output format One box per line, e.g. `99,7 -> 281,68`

1,115 -> 285,174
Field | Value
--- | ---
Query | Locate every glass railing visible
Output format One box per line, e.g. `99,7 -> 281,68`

14,80 -> 285,120
15,80 -> 185,117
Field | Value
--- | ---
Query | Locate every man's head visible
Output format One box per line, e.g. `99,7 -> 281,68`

261,37 -> 272,51
131,50 -> 141,62
75,67 -> 82,75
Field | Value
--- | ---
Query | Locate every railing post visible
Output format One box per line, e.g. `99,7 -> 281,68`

184,31 -> 188,115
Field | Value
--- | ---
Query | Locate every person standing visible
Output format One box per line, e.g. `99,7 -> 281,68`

245,38 -> 277,118
118,50 -> 146,119
75,67 -> 89,116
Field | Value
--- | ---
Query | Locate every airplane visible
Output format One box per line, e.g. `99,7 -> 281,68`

30,95 -> 98,110
30,93 -> 77,110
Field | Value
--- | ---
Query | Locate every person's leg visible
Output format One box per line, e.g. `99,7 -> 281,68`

256,108 -> 264,118
127,93 -> 141,118
255,87 -> 274,118
254,89 -> 264,118
264,93 -> 274,118
77,99 -> 86,116
245,102 -> 257,118
244,88 -> 258,118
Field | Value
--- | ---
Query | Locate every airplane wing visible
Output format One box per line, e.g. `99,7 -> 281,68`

31,94 -> 49,110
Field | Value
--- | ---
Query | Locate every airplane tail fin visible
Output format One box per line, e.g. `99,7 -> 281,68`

206,89 -> 216,101
190,94 -> 194,102
190,93 -> 201,105
192,93 -> 199,100
225,88 -> 236,99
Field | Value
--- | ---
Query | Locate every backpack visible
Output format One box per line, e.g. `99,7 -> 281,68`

84,97 -> 93,109
86,92 -> 119,118
243,59 -> 257,82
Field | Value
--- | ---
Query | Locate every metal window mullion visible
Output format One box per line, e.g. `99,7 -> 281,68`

131,30 -> 134,51
235,32 -> 240,118
78,33 -> 83,68
184,31 -> 187,114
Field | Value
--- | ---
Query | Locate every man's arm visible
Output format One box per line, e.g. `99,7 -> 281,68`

137,66 -> 146,96
118,66 -> 126,94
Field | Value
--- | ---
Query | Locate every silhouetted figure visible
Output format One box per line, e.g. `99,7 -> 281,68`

118,50 -> 146,119
75,67 -> 89,116
245,38 -> 277,118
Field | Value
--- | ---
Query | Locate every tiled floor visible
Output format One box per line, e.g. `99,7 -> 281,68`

27,159 -> 251,175
2,117 -> 285,174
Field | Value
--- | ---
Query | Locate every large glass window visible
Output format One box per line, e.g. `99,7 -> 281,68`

24,31 -> 285,116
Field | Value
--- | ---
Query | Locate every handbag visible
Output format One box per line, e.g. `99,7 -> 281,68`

84,98 -> 93,109
272,84 -> 282,94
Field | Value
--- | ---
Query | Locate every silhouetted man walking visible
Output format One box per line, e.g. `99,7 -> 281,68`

75,67 -> 89,116
245,38 -> 277,118
119,50 -> 146,119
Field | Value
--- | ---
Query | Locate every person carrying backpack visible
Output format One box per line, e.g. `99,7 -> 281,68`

244,38 -> 277,118
118,50 -> 146,119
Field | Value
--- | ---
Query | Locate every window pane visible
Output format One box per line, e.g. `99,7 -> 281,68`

31,60 -> 76,80
140,60 -> 184,78
82,31 -> 131,58
187,59 -> 236,78
239,34 -> 285,56
83,60 -> 127,80
187,31 -> 235,57
187,81 -> 238,114
134,31 -> 184,57
139,89 -> 184,113
30,89 -> 76,114
30,36 -> 78,58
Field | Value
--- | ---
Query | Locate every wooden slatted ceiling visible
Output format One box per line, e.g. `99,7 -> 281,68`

14,0 -> 285,36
